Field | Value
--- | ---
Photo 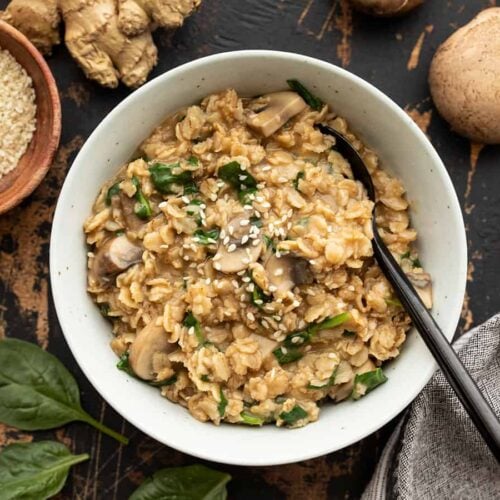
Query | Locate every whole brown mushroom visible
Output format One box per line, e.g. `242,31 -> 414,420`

349,0 -> 423,17
429,8 -> 500,144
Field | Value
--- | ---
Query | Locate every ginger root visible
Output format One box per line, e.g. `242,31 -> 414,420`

0,0 -> 201,88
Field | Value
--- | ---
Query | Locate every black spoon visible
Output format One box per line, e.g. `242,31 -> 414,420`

318,124 -> 500,461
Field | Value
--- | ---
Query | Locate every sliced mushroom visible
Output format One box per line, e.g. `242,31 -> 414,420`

249,333 -> 278,360
118,191 -> 145,231
91,235 -> 143,284
264,253 -> 313,295
129,322 -> 176,380
407,271 -> 433,309
247,91 -> 307,137
213,214 -> 263,273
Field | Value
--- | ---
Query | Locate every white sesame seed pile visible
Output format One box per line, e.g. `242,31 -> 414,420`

0,48 -> 37,179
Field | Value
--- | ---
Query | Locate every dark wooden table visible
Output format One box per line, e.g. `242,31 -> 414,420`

0,0 -> 499,498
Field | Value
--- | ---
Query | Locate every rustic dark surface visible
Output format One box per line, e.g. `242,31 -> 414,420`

0,0 -> 499,498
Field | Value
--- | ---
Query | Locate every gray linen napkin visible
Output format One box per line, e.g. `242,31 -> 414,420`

362,314 -> 500,499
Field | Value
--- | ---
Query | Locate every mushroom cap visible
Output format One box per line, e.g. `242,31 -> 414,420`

129,322 -> 175,380
429,8 -> 500,144
349,0 -> 423,17
91,235 -> 143,283
407,271 -> 433,309
214,214 -> 263,273
264,253 -> 313,295
247,91 -> 307,137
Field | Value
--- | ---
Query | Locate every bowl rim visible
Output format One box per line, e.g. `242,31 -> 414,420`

50,49 -> 467,465
0,20 -> 61,214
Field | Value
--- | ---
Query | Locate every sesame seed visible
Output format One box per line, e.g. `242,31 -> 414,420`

243,205 -> 253,210
254,210 -> 261,217
262,202 -> 271,208
262,320 -> 269,328
228,226 -> 235,235
247,312 -> 255,321
274,268 -> 284,277
254,299 -> 263,305
275,250 -> 282,258
209,193 -> 218,201
268,285 -> 277,292
159,201 -> 167,208
247,283 -> 255,292
242,276 -> 251,283
239,175 -> 247,180
309,260 -> 316,265
304,345 -> 312,352
183,256 -> 190,261
205,278 -> 212,285
252,239 -> 260,246
291,336 -> 301,344
276,298 -> 283,303
237,270 -> 246,276
200,203 -> 207,209
223,236 -> 230,245
214,262 -> 222,270
240,294 -> 247,301
232,280 -> 239,288
182,196 -> 190,203
281,347 -> 288,354
242,257 -> 251,264
213,254 -> 221,261
262,166 -> 271,172
292,300 -> 300,307
278,176 -> 287,183
228,243 -> 237,252
220,229 -> 226,239
273,315 -> 281,321
279,323 -> 287,331
241,235 -> 249,244
240,219 -> 250,226
188,327 -> 195,335
328,353 -> 336,359
256,196 -> 265,202
287,209 -> 293,217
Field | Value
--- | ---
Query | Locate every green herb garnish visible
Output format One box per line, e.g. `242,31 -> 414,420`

0,441 -> 89,500
200,374 -> 210,382
401,251 -> 422,269
293,171 -> 305,190
250,216 -> 263,228
129,465 -> 231,500
131,176 -> 152,219
279,405 -> 308,425
0,338 -> 128,444
263,235 -> 276,251
272,347 -> 303,364
287,79 -> 323,111
193,228 -> 220,245
385,297 -> 403,308
149,162 -> 195,194
105,182 -> 121,206
218,389 -> 228,417
352,368 -> 388,400
240,411 -> 265,426
218,161 -> 257,205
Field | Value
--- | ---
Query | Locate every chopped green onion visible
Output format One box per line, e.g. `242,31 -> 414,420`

293,171 -> 305,190
131,176 -> 152,219
263,235 -> 276,251
218,161 -> 257,205
287,79 -> 323,111
149,162 -> 196,194
105,182 -> 121,206
193,228 -> 220,245
218,389 -> 228,417
279,405 -> 308,425
311,312 -> 350,332
352,368 -> 388,400
240,411 -> 265,426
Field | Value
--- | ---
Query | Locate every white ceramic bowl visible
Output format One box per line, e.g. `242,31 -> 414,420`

50,50 -> 467,466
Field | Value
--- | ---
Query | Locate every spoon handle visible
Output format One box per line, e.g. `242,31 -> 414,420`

373,235 -> 500,462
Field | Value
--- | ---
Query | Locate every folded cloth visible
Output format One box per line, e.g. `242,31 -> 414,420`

362,314 -> 500,500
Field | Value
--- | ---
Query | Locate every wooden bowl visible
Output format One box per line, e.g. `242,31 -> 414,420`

0,20 -> 61,214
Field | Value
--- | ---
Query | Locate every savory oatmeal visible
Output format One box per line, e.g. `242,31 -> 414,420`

84,83 -> 432,428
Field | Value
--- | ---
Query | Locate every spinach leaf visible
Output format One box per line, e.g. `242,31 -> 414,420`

249,216 -> 263,228
263,235 -> 276,251
279,405 -> 308,425
149,162 -> 195,194
240,411 -> 265,426
251,284 -> 271,308
193,228 -> 220,245
183,312 -> 210,347
274,312 -> 350,365
352,368 -> 388,400
0,441 -> 89,500
187,156 -> 199,166
0,338 -> 128,444
307,367 -> 338,390
286,79 -> 323,111
293,171 -> 304,190
105,182 -> 121,206
272,346 -> 303,365
218,161 -> 257,205
401,251 -> 421,269
129,464 -> 231,500
131,176 -> 152,219
218,389 -> 228,417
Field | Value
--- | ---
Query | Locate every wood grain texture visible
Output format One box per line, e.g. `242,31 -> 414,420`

0,0 -> 499,498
